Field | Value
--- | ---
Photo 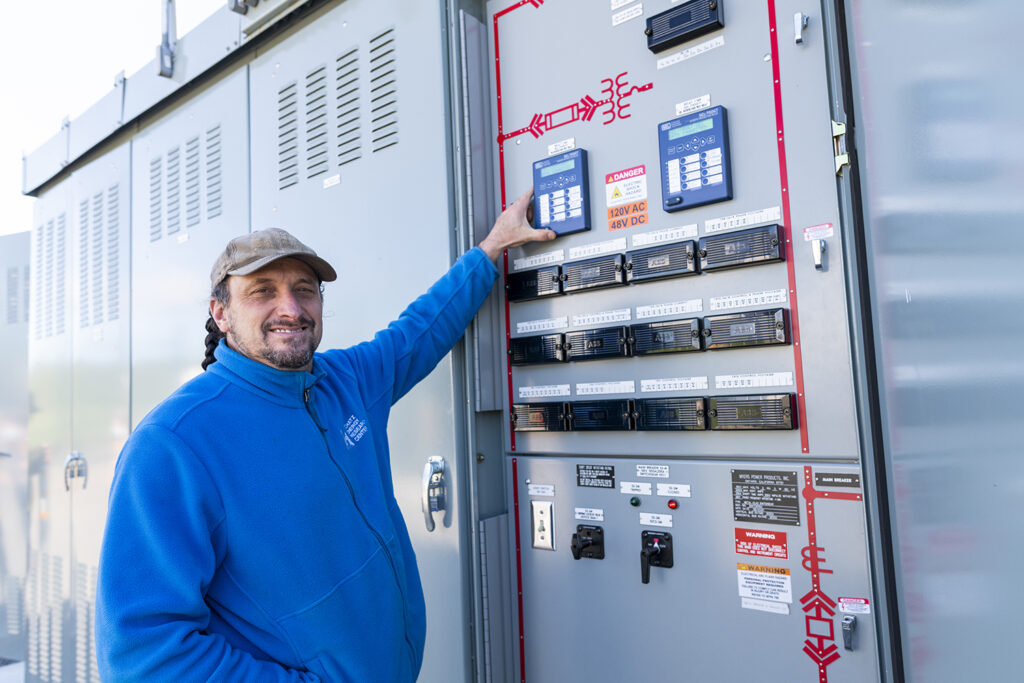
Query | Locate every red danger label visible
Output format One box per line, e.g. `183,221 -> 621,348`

735,528 -> 788,559
605,165 -> 645,184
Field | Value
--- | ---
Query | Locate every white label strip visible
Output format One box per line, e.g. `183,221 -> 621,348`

704,206 -> 781,234
709,288 -> 788,311
612,3 -> 643,26
516,317 -> 568,334
631,224 -> 698,247
527,483 -> 555,497
636,464 -> 670,479
518,384 -> 571,399
610,0 -> 633,8
547,137 -> 575,156
513,249 -> 564,271
639,512 -> 673,528
640,376 -> 708,393
676,94 -> 711,116
715,372 -> 794,389
576,380 -> 635,396
657,35 -> 725,70
569,237 -> 627,260
575,507 -> 605,522
635,299 -> 703,319
322,174 -> 341,189
620,481 -> 652,495
572,308 -> 631,327
741,597 -> 790,615
657,483 -> 691,497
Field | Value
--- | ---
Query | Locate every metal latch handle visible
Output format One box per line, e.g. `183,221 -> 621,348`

421,455 -> 446,532
64,452 -> 88,491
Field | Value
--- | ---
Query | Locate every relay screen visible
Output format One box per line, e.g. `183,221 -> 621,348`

532,148 -> 591,236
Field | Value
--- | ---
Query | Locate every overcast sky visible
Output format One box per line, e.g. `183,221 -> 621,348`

0,0 -> 224,238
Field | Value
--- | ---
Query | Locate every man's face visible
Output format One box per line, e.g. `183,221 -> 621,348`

210,257 -> 324,372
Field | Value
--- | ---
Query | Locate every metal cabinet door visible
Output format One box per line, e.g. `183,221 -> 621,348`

25,183 -> 75,683
130,68 -> 250,425
248,1 -> 474,679
67,143 -> 132,683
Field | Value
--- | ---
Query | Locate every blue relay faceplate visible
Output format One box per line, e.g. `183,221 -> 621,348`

658,106 -> 732,211
532,148 -> 591,236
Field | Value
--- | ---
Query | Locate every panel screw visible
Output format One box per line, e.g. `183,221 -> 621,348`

777,321 -> 785,329
644,27 -> 653,36
709,409 -> 718,417
476,453 -> 485,463
771,238 -> 779,245
710,1 -> 718,9
699,249 -> 707,257
703,329 -> 711,337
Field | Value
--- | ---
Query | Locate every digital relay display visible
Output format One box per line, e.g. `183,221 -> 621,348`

532,148 -> 591,236
658,106 -> 732,211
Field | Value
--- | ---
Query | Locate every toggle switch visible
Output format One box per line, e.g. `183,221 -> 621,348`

531,500 -> 555,551
640,530 -> 673,584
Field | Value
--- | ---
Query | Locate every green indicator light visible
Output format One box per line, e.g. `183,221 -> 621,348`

630,496 -> 641,507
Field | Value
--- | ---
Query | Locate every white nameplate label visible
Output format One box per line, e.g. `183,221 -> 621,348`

709,288 -> 788,311
676,94 -> 711,116
705,206 -> 781,234
631,224 -> 698,247
715,372 -> 794,389
620,481 -> 652,495
575,507 -> 605,522
657,35 -> 725,70
572,308 -> 631,327
518,384 -> 571,399
513,249 -> 564,271
547,138 -> 575,156
640,376 -> 708,393
516,317 -> 568,334
657,483 -> 691,497
576,380 -> 635,396
527,483 -> 555,497
639,512 -> 673,528
635,299 -> 703,319
569,237 -> 627,260
636,464 -> 670,478
612,3 -> 643,26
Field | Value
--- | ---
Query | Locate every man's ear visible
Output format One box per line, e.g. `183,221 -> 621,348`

210,297 -> 230,334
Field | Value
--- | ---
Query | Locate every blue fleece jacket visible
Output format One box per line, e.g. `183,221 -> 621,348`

95,247 -> 498,681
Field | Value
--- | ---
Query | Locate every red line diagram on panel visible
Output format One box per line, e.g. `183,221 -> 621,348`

799,466 -> 863,683
499,73 -> 654,143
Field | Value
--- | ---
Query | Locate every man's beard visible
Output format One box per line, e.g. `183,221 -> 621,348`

229,316 -> 319,370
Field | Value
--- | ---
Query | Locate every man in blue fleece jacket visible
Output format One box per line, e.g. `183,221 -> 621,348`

95,189 -> 554,681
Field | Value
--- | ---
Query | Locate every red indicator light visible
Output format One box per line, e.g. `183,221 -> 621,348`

667,499 -> 678,510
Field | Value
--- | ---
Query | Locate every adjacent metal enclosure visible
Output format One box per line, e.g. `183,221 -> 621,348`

0,232 -> 30,667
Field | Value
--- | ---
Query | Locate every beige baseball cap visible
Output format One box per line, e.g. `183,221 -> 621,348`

210,228 -> 337,288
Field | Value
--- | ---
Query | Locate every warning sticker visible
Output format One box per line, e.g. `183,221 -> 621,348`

737,564 -> 792,603
735,528 -> 789,559
803,222 -> 834,241
605,165 -> 648,207
577,464 -> 615,489
732,470 -> 800,526
838,597 -> 871,614
607,200 -> 649,231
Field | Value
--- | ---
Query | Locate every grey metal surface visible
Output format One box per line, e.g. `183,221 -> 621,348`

0,232 -> 30,666
248,1 -> 475,679
489,0 -> 860,460
66,81 -> 125,163
130,68 -> 250,426
844,1 -> 1024,680
25,181 -> 75,683
509,455 -> 878,681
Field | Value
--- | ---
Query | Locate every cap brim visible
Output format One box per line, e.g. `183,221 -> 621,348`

227,252 -> 337,282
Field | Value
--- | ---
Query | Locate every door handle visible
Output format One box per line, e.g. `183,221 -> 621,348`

421,455 -> 446,532
64,451 -> 88,491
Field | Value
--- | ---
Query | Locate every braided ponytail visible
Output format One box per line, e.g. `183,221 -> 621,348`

203,280 -> 230,371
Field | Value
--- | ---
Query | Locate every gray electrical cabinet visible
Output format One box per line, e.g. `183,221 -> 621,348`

483,0 -> 878,680
0,232 -> 30,670
14,0 -> 1024,682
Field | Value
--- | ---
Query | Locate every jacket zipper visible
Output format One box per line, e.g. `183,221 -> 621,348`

302,387 -> 416,665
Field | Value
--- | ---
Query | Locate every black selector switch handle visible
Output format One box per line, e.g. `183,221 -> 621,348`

640,543 -> 661,584
571,533 -> 593,560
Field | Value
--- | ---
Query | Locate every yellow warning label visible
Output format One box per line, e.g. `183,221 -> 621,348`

611,186 -> 623,200
737,563 -> 790,575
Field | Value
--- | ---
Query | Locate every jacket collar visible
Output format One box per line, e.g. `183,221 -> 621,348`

210,339 -> 326,407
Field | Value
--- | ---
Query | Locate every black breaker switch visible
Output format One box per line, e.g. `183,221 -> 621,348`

641,531 -> 673,584
571,525 -> 605,560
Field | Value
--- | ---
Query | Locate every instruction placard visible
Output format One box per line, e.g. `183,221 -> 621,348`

734,528 -> 789,559
577,464 -> 615,489
732,470 -> 800,526
737,564 -> 792,603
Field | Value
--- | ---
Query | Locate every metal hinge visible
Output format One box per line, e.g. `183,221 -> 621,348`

832,120 -> 851,176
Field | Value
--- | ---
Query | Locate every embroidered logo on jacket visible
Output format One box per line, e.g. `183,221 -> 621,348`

343,415 -> 368,448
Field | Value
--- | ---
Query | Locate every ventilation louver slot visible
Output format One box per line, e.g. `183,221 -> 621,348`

185,136 -> 201,227
278,82 -> 300,189
709,393 -> 796,430
90,192 -> 104,326
626,241 -> 698,282
106,184 -> 120,321
506,266 -> 562,302
78,199 -> 91,328
368,27 -> 398,152
165,146 -> 181,235
510,334 -> 565,365
568,399 -> 633,431
704,308 -> 789,350
305,65 -> 329,178
33,229 -> 43,339
55,214 -> 67,336
511,403 -> 567,432
636,397 -> 706,431
631,318 -> 703,355
149,156 -> 163,241
5,267 -> 18,325
206,124 -> 222,219
562,255 -> 625,293
335,47 -> 361,167
564,326 -> 631,362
